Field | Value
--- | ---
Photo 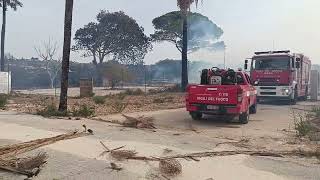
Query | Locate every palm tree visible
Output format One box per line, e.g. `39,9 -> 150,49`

177,0 -> 201,91
58,0 -> 74,112
0,0 -> 22,72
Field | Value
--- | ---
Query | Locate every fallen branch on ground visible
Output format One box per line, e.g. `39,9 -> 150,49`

0,130 -> 90,159
122,114 -> 156,129
100,142 -> 320,161
0,152 -> 47,177
100,141 -> 137,161
0,129 -> 92,178
213,138 -> 251,149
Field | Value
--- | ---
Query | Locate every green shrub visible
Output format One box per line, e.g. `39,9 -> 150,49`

72,105 -> 95,117
37,104 -> 68,117
312,106 -> 320,118
93,96 -> 106,104
293,112 -> 313,137
0,94 -> 8,109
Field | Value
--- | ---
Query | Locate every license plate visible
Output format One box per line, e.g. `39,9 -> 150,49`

207,105 -> 219,110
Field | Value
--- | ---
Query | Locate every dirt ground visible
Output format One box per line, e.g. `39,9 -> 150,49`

15,87 -> 160,97
0,91 -> 320,179
7,91 -> 185,116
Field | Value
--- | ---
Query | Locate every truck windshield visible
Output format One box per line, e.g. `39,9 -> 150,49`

252,56 -> 290,70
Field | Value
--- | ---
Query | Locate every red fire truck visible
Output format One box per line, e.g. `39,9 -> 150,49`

245,50 -> 311,104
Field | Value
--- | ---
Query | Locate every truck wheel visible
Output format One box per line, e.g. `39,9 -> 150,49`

190,112 -> 202,121
249,103 -> 257,114
239,111 -> 249,124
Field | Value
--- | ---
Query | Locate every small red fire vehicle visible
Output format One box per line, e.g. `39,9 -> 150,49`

186,68 -> 257,124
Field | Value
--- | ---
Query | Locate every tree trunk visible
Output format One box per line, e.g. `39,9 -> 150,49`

1,1 -> 7,72
58,0 -> 74,112
50,78 -> 54,89
181,15 -> 188,91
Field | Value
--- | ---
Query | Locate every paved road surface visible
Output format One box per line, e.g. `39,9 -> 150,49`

0,102 -> 319,179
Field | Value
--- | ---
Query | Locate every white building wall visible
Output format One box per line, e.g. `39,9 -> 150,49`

0,72 -> 11,94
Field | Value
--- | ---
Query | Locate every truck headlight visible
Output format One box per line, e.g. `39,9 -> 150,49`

281,88 -> 290,95
254,81 -> 259,85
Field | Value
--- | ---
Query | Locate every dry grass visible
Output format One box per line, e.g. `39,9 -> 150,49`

7,92 -> 185,116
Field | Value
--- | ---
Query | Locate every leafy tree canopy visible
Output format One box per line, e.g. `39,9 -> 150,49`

73,11 -> 152,66
151,11 -> 225,53
103,61 -> 134,88
0,0 -> 23,10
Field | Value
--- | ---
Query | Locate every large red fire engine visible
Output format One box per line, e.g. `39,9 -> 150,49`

245,50 -> 311,104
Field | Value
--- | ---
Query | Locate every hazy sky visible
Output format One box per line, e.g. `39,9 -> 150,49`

3,0 -> 320,65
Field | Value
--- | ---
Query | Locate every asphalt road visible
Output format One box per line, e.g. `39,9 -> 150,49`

0,102 -> 319,180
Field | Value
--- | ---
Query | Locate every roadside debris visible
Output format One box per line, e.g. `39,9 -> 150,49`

0,130 -> 90,158
159,159 -> 182,176
213,137 -> 251,149
108,162 -> 123,172
99,141 -> 320,177
0,152 -> 47,178
122,114 -> 156,129
0,128 -> 93,178
100,141 -> 137,161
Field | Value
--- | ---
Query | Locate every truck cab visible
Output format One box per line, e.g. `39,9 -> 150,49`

245,50 -> 311,103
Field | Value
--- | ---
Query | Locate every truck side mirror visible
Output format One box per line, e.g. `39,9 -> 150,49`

244,59 -> 249,70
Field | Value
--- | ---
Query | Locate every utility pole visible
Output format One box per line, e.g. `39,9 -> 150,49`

223,48 -> 226,69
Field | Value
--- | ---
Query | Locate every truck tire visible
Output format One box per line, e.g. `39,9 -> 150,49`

239,111 -> 249,124
190,112 -> 202,121
249,103 -> 257,114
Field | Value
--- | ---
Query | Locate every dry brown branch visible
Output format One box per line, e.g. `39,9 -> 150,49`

110,150 -> 137,161
124,149 -> 320,162
214,138 -> 251,149
122,114 -> 156,129
99,141 -> 136,161
0,131 -> 90,159
0,152 -> 47,177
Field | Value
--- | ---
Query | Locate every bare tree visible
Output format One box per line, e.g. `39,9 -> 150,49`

35,39 -> 62,89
